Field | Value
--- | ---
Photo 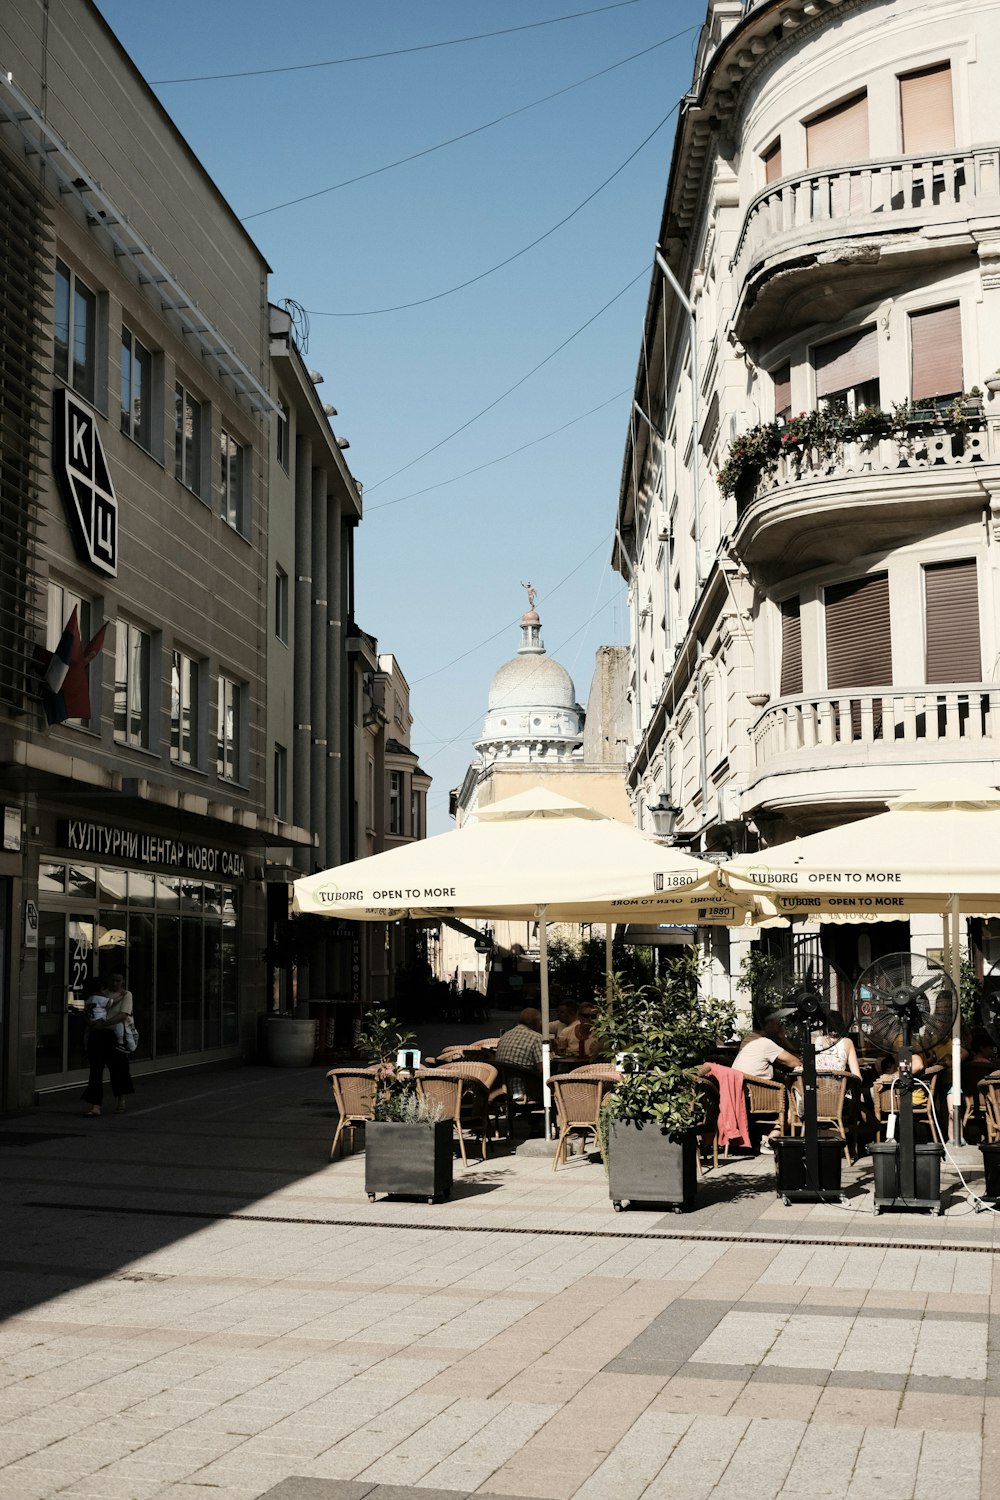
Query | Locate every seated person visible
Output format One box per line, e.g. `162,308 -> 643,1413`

875,1050 -> 929,1110
813,1019 -> 862,1078
732,1019 -> 801,1079
496,1008 -> 544,1074
556,1000 -> 603,1063
549,1000 -> 579,1045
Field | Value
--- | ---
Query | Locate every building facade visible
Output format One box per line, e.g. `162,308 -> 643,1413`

615,0 -> 1000,995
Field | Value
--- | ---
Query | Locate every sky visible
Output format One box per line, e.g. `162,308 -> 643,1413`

94,0 -> 708,831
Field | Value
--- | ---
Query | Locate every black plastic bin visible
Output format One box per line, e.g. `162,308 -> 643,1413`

773,1136 -> 845,1203
871,1140 -> 944,1213
980,1142 -> 1000,1203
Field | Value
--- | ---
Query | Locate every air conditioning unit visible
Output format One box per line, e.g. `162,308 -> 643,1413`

717,785 -> 742,824
657,521 -> 672,541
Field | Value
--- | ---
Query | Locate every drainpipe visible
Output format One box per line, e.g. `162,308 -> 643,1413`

655,247 -> 701,587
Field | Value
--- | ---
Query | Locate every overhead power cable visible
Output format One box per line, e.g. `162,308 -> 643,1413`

305,107 -> 677,315
364,264 -> 649,492
411,533 -> 612,685
242,28 -> 695,222
149,1 -> 648,84
367,390 -> 629,512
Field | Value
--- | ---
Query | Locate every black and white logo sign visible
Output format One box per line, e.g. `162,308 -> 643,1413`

53,389 -> 118,576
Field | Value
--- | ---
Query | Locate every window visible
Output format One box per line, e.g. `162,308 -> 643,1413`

925,560 -> 980,683
772,361 -> 792,421
814,327 -> 879,412
389,770 -> 402,835
910,304 -> 963,404
220,429 -> 247,533
174,382 -> 203,496
47,582 -> 94,727
120,326 -> 153,450
54,259 -> 96,402
276,400 -> 289,472
805,91 -> 869,168
275,567 -> 289,644
170,651 -> 200,766
762,138 -> 783,183
274,743 -> 287,821
779,597 -> 803,697
217,675 -> 243,782
900,63 -> 954,153
411,789 -> 422,840
114,620 -> 151,749
825,574 -> 891,689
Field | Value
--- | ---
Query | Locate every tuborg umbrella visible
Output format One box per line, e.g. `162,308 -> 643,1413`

721,780 -> 1000,1139
294,787 -> 752,1135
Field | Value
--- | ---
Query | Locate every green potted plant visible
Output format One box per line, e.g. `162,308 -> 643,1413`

355,1003 -> 453,1204
593,953 -> 735,1212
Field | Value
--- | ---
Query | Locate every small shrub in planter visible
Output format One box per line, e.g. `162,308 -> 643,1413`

593,954 -> 735,1211
355,1003 -> 452,1203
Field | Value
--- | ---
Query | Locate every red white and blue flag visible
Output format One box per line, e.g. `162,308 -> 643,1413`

42,608 -> 107,725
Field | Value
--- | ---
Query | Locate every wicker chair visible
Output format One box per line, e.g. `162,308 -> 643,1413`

499,1063 -> 545,1134
742,1073 -> 789,1144
979,1077 -> 1000,1142
962,1061 -> 999,1137
547,1072 -> 618,1169
327,1067 -> 378,1160
872,1063 -> 944,1140
789,1070 -> 857,1162
416,1062 -> 496,1165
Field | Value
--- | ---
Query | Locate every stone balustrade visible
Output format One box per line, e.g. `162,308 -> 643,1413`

732,145 -> 1000,293
752,685 -> 1000,773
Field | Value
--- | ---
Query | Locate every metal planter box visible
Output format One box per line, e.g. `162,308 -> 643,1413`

979,1142 -> 1000,1206
773,1136 -> 845,1204
871,1140 -> 943,1214
364,1120 -> 453,1203
607,1120 -> 697,1212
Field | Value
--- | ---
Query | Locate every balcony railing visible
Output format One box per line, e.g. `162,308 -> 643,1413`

753,686 -> 1000,771
742,413 -> 999,518
733,146 -> 1000,293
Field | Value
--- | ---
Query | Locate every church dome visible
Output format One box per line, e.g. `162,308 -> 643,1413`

477,595 -> 584,761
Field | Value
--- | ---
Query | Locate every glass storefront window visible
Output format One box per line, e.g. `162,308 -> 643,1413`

39,863 -> 66,894
67,865 -> 97,900
180,917 -> 203,1052
156,876 -> 181,912
179,880 -> 203,913
98,867 -> 128,903
128,871 -> 156,907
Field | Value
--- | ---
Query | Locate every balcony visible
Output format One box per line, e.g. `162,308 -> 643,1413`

748,685 -> 1000,815
731,146 -> 1000,338
731,410 -> 1000,581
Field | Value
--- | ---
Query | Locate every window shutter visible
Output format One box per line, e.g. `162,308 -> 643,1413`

763,139 -> 783,183
772,361 -> 792,419
780,597 -> 803,696
806,92 -> 869,168
925,560 -> 980,682
814,328 -> 878,398
910,304 -> 963,401
900,63 -> 954,154
825,574 -> 891,688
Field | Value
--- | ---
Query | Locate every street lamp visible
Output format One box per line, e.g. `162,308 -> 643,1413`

647,796 -> 682,842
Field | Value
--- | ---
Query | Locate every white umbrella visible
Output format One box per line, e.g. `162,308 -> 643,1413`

294,787 -> 753,1135
721,780 -> 1000,1138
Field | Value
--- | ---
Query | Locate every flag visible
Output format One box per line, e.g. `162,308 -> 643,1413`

42,609 -> 107,725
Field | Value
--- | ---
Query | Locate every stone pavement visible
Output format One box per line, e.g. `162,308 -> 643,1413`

1,1060 -> 998,1500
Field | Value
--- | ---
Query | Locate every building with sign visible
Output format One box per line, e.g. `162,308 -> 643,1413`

614,0 -> 1000,1004
0,0 -> 315,1107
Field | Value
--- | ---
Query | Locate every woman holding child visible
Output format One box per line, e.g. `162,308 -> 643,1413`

81,969 -> 135,1117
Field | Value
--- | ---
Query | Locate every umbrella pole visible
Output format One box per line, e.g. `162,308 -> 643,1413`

539,907 -> 552,1142
605,925 -> 613,1004
948,894 -> 963,1146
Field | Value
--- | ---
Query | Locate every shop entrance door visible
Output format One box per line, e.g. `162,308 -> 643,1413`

36,911 -> 94,1079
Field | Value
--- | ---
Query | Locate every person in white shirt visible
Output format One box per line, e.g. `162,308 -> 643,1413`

732,1021 -> 800,1149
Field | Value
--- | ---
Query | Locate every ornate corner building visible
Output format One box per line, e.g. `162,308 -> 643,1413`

615,0 -> 1000,986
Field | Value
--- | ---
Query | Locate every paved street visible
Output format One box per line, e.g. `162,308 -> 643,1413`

1,1059 -> 998,1500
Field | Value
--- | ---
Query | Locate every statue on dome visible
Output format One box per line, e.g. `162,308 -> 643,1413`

520,580 -> 537,611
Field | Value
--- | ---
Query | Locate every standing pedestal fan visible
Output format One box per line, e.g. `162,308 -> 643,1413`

856,953 -> 956,1215
767,975 -> 848,1205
